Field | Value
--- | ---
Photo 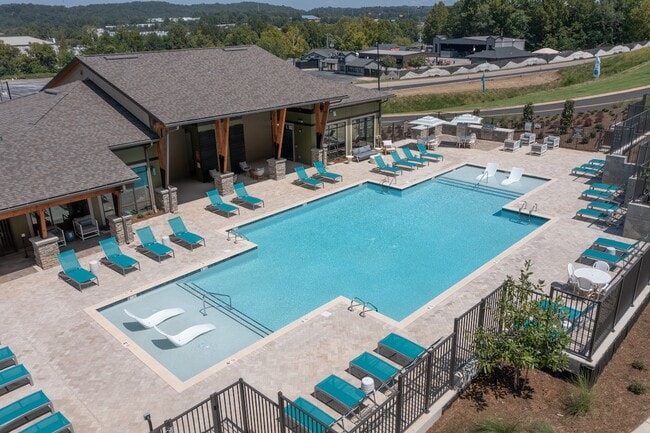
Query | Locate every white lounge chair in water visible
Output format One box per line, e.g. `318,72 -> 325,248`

476,162 -> 498,181
124,308 -> 185,329
501,167 -> 525,186
154,323 -> 216,347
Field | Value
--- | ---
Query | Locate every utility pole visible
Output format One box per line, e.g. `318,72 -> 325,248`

376,42 -> 381,91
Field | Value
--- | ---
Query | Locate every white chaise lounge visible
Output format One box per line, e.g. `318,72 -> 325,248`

476,162 -> 499,181
154,323 -> 217,347
501,167 -> 525,186
124,308 -> 185,329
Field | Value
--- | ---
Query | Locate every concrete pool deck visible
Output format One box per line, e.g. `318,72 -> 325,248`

0,138 -> 643,431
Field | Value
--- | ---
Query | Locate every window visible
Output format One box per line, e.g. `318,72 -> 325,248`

122,165 -> 153,215
351,116 -> 375,148
324,122 -> 346,159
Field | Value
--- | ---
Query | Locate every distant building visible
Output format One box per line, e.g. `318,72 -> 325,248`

358,48 -> 425,69
301,15 -> 321,22
432,36 -> 526,58
0,36 -> 58,54
466,46 -> 532,63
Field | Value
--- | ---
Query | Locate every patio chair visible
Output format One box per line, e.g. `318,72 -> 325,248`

589,182 -> 621,192
401,147 -> 429,166
313,161 -> 342,182
168,216 -> 205,250
530,141 -> 547,156
567,263 -> 579,290
314,375 -> 368,417
239,161 -> 251,176
571,165 -> 602,177
18,412 -> 72,433
348,352 -> 400,392
99,237 -> 140,275
576,276 -> 596,297
476,162 -> 498,181
123,308 -> 185,329
587,201 -> 619,213
592,234 -> 647,253
592,261 -> 610,272
543,136 -> 560,149
206,190 -> 240,217
72,216 -> 99,240
416,143 -> 443,161
0,390 -> 53,433
0,347 -> 16,371
0,364 -> 32,395
233,183 -> 264,209
390,151 -> 418,170
376,333 -> 426,366
283,397 -> 337,433
501,167 -> 525,186
135,226 -> 175,262
382,140 -> 396,154
372,156 -> 401,176
503,139 -> 521,152
580,247 -> 629,267
295,166 -> 324,189
581,189 -> 618,201
575,208 -> 615,225
57,250 -> 98,290
153,323 -> 216,347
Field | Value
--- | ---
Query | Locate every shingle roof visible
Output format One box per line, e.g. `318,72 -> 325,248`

467,47 -> 532,59
0,80 -> 155,214
74,45 -> 352,126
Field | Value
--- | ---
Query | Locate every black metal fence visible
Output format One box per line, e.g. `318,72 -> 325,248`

609,105 -> 650,163
150,243 -> 650,433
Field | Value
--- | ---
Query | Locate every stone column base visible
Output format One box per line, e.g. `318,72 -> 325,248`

214,172 -> 235,196
311,148 -> 324,166
267,158 -> 286,180
109,215 -> 134,245
30,236 -> 60,269
168,186 -> 178,213
154,187 -> 171,213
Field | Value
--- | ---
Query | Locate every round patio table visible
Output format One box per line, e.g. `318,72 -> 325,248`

574,267 -> 612,287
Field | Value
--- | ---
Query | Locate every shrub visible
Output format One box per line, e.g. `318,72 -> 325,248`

581,136 -> 589,144
566,136 -> 573,143
628,382 -> 647,395
583,117 -> 593,127
528,420 -> 556,433
632,360 -> 646,370
470,417 -> 521,433
589,130 -> 597,139
563,373 -> 595,416
595,123 -> 604,130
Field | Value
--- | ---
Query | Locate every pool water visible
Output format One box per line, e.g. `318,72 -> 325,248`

99,165 -> 547,381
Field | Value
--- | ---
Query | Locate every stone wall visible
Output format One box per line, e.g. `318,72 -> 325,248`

267,158 -> 286,180
30,236 -> 60,269
109,215 -> 134,245
214,172 -> 234,196
623,202 -> 650,239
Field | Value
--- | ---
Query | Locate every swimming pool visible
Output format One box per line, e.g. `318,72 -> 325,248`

99,164 -> 547,382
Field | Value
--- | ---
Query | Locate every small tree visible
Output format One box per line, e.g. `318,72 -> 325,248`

407,55 -> 427,68
380,55 -> 396,72
473,261 -> 571,392
523,102 -> 534,123
560,99 -> 575,134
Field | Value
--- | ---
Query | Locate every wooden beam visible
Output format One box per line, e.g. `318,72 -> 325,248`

0,186 -> 123,221
112,190 -> 122,217
314,102 -> 330,150
38,209 -> 47,239
152,120 -> 168,187
214,119 -> 230,172
275,109 -> 286,159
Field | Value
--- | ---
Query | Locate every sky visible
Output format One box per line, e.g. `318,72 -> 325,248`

0,0 -> 444,10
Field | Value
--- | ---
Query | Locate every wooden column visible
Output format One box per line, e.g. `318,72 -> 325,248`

152,120 -> 168,187
112,190 -> 122,217
271,109 -> 287,159
314,102 -> 330,150
37,209 -> 47,239
214,119 -> 230,172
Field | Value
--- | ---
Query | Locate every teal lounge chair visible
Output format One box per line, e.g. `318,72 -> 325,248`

0,390 -> 53,433
57,250 -> 98,290
376,333 -> 426,366
99,237 -> 140,275
416,143 -> 443,161
206,190 -> 240,217
295,166 -> 324,189
0,347 -> 16,371
575,208 -> 614,225
593,235 -> 647,253
233,183 -> 264,209
571,165 -> 602,177
168,216 -> 205,250
18,412 -> 72,433
349,352 -> 400,391
401,147 -> 428,166
0,364 -> 32,395
372,156 -> 401,176
581,248 -> 629,267
589,158 -> 606,165
314,375 -> 367,416
390,151 -> 418,170
135,227 -> 175,262
284,397 -> 337,433
313,161 -> 342,182
589,182 -> 620,192
581,189 -> 618,201
587,201 -> 619,213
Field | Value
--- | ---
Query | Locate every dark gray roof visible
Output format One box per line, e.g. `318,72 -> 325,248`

467,47 -> 532,59
346,58 -> 375,68
306,48 -> 338,59
0,80 -> 154,214
74,45 -> 351,126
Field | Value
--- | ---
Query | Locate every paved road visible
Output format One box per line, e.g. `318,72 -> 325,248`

382,86 -> 650,124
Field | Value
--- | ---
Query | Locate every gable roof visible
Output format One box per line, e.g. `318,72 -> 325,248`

66,45 -> 351,127
0,80 -> 154,214
467,47 -> 532,60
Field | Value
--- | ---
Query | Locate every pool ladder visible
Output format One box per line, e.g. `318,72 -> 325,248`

475,171 -> 489,187
380,176 -> 395,192
518,201 -> 537,223
348,297 -> 379,317
227,228 -> 249,243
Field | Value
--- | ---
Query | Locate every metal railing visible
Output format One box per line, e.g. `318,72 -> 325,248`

149,243 -> 650,433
